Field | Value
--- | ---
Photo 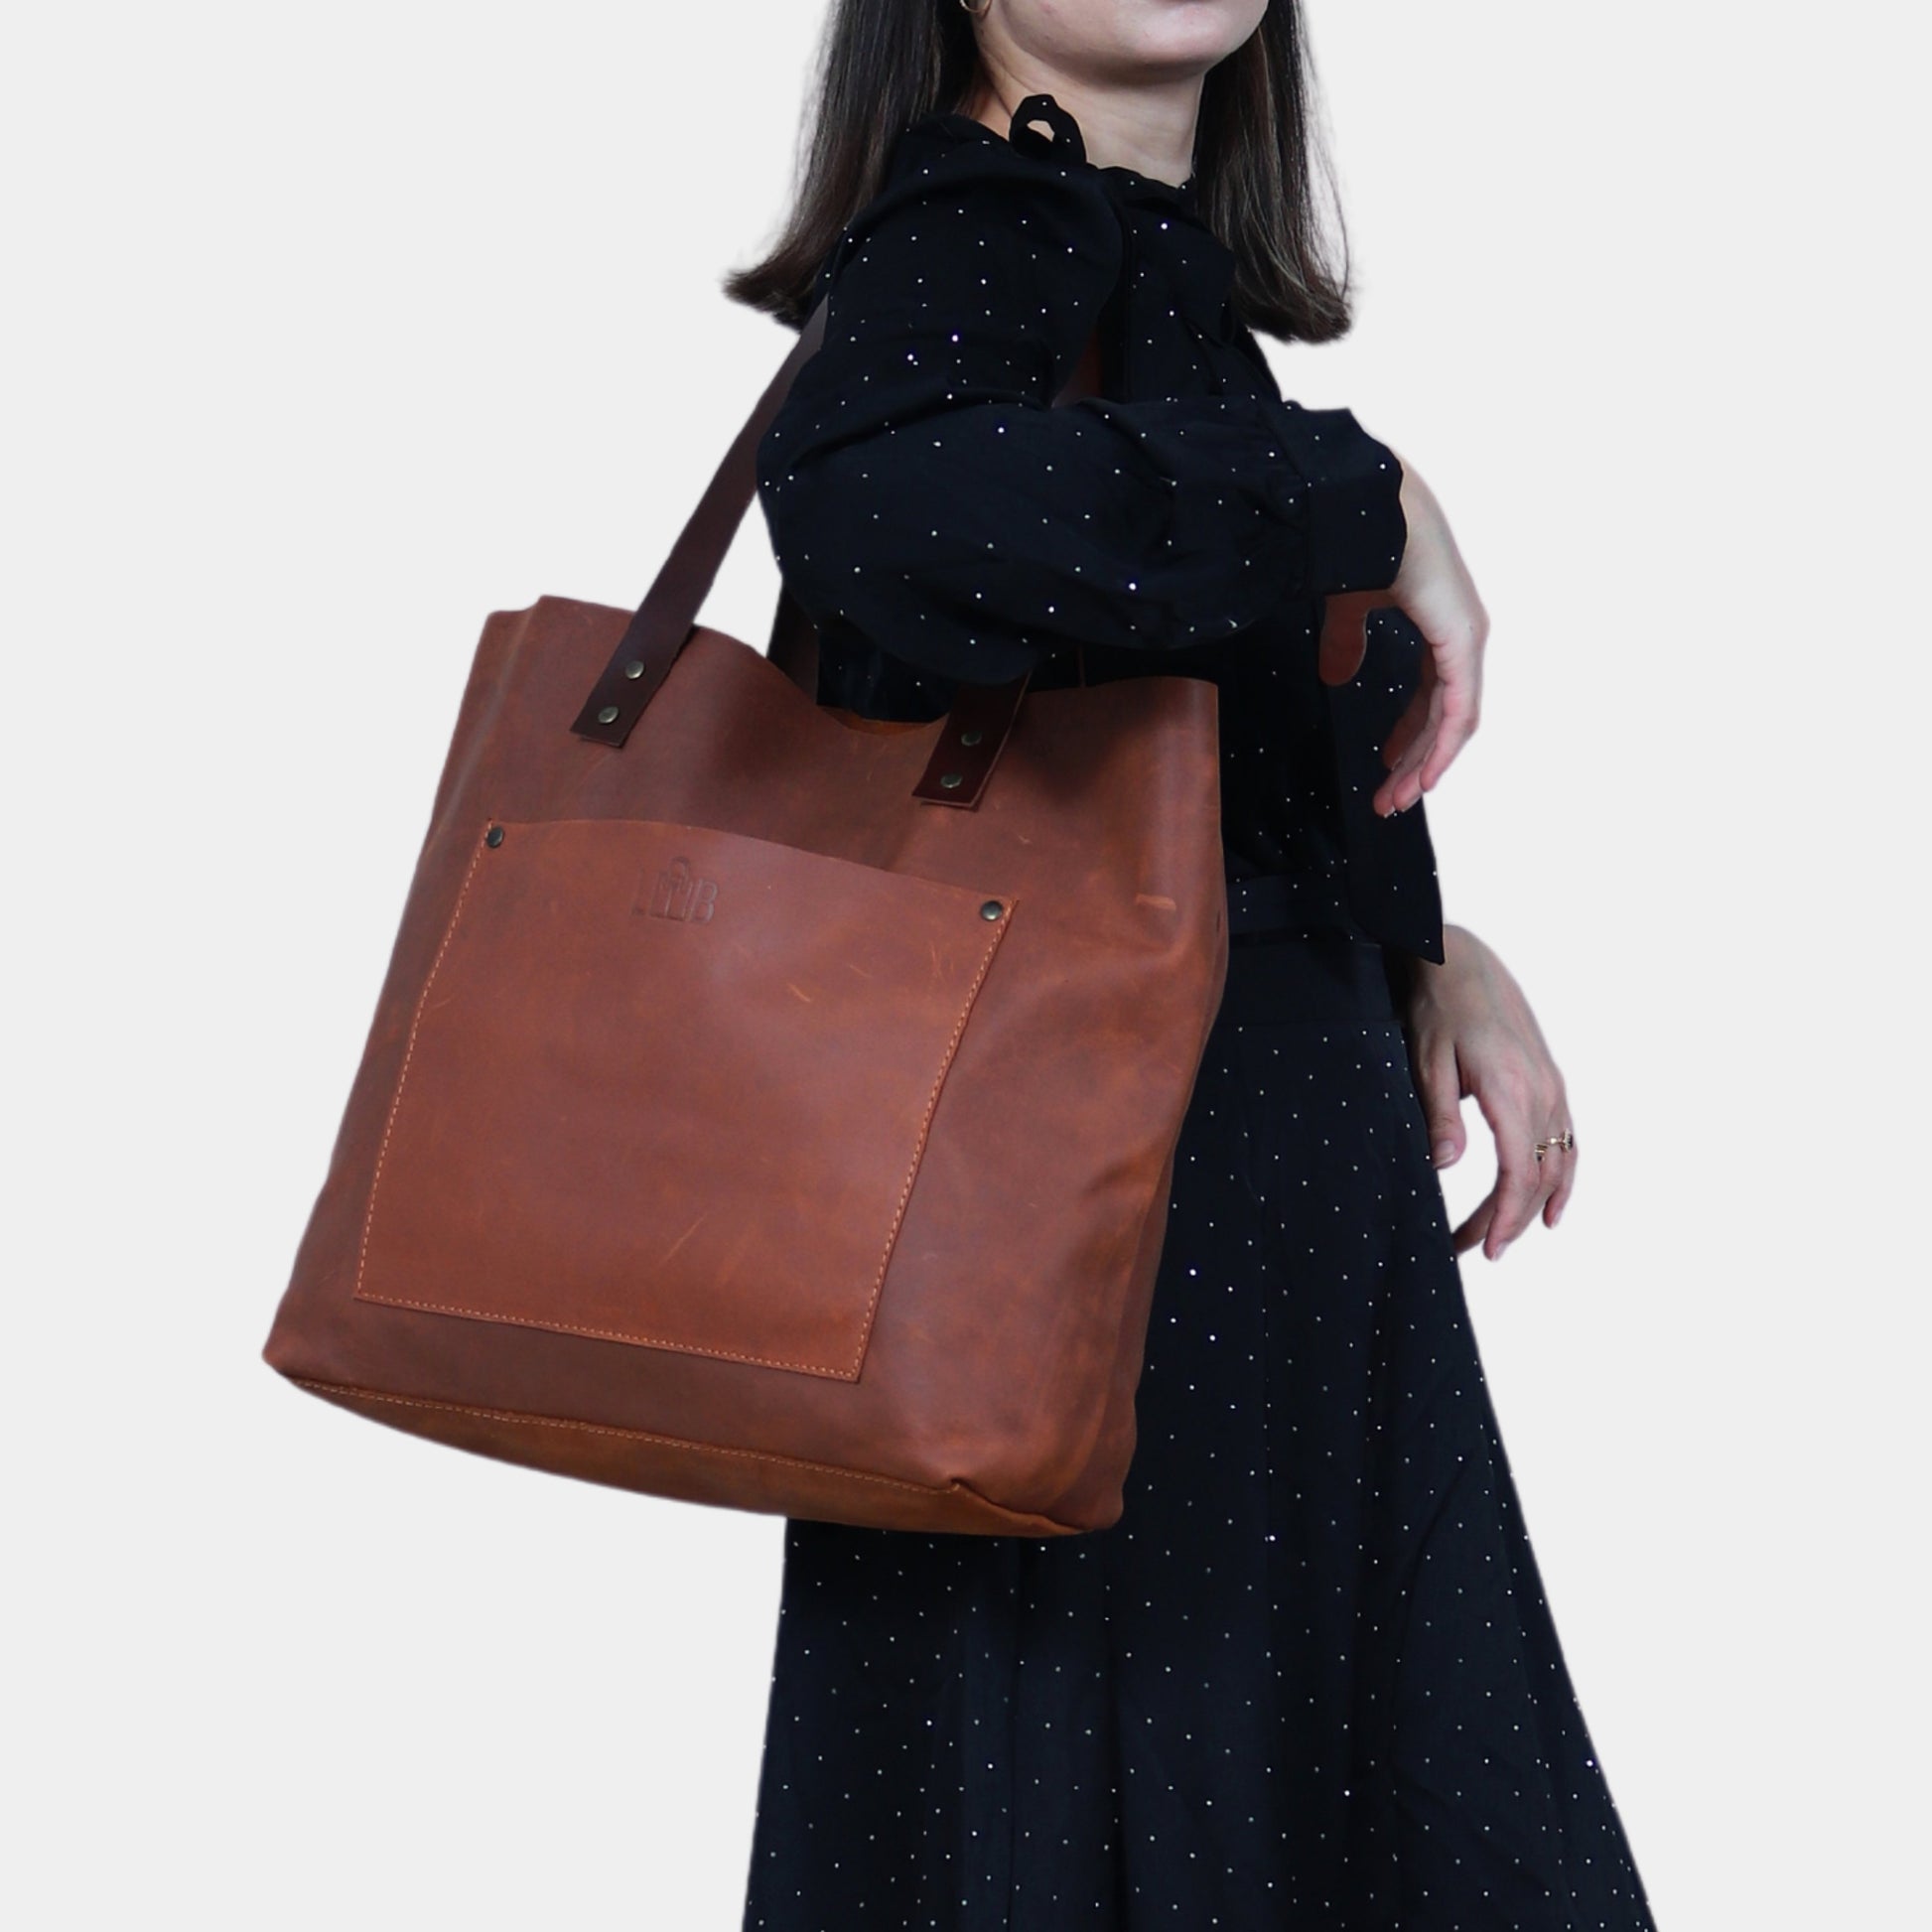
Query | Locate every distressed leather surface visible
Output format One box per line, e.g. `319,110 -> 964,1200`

265,601 -> 1226,1534
264,298 -> 1225,1534
351,813 -> 1017,1381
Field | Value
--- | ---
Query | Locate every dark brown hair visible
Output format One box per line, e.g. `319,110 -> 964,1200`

722,0 -> 1355,344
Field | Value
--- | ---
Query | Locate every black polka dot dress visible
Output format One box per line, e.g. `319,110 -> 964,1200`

741,95 -> 1656,1931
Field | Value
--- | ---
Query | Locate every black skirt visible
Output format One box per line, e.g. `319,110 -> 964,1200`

741,929 -> 1656,1931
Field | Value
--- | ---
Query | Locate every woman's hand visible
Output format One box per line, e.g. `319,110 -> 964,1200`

1318,452 -> 1487,819
1399,924 -> 1577,1261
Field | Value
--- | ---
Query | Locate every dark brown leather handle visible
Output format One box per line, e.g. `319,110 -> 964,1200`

570,295 -> 834,748
570,292 -> 1102,810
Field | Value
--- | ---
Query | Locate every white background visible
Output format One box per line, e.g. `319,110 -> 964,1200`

4,2 -> 1925,1925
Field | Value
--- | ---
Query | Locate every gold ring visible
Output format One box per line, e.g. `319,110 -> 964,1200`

1534,1131 -> 1576,1162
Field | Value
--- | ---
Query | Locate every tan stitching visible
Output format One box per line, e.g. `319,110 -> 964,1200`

352,820 -> 844,1374
354,823 -> 489,1309
845,900 -> 1016,1376
353,821 -> 1012,1381
293,1379 -> 943,1495
349,1292 -> 858,1379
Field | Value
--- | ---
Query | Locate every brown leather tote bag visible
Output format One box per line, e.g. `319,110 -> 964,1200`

261,298 -> 1229,1536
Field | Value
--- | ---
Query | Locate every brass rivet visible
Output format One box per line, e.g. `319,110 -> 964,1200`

484,825 -> 505,848
959,727 -> 984,747
623,659 -> 645,679
597,704 -> 621,725
939,771 -> 964,790
979,899 -> 1004,921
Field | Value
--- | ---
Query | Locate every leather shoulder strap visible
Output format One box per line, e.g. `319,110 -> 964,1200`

571,295 -> 1101,749
570,296 -> 832,747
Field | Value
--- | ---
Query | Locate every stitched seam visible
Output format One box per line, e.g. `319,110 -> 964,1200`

352,820 -> 1014,1382
349,1292 -> 858,1379
353,819 -> 853,1375
845,900 -> 1015,1376
292,1380 -> 946,1496
353,824 -> 489,1307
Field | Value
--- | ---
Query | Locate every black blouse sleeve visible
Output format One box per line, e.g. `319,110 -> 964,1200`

755,142 -> 1407,685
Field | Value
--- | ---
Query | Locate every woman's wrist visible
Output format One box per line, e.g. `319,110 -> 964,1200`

1399,923 -> 1475,1014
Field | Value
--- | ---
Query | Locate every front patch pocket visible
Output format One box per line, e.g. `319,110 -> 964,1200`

353,817 -> 1016,1380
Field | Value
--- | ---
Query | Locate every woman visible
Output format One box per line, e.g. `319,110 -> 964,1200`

725,2 -> 1653,1925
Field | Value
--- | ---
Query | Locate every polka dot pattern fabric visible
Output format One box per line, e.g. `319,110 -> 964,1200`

754,94 -> 1446,963
741,933 -> 1656,1930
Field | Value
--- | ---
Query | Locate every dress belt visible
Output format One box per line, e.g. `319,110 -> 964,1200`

1223,870 -> 1360,938
1217,872 -> 1408,1022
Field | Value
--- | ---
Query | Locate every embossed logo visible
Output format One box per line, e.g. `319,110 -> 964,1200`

637,856 -> 718,924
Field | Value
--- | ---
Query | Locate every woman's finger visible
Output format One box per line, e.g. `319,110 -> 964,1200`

1494,1085 -> 1570,1255
1370,454 -> 1486,811
1411,1035 -> 1466,1170
1374,665 -> 1443,814
1379,650 -> 1437,771
1470,1071 -> 1543,1260
1542,1105 -> 1580,1228
1378,628 -> 1477,816
1416,637 -> 1481,793
1383,602 -> 1485,809
1486,1147 -> 1542,1258
1406,670 -> 1451,793
1450,1197 -> 1495,1255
